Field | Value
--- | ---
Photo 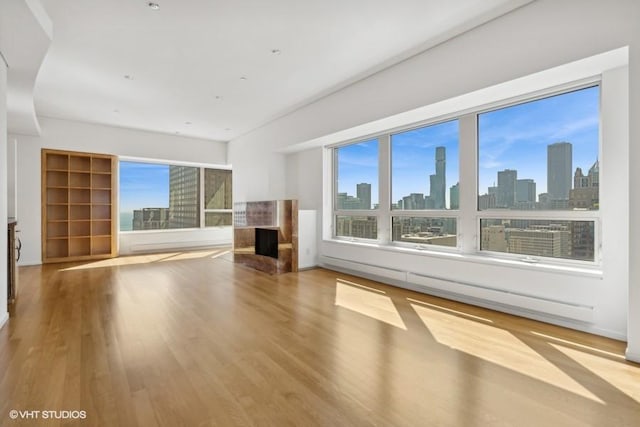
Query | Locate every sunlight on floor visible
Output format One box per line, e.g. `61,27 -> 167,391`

59,249 -> 231,271
335,279 -> 407,330
410,300 -> 604,404
548,343 -> 640,403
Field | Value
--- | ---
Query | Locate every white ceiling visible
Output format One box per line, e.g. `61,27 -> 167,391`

34,0 -> 530,142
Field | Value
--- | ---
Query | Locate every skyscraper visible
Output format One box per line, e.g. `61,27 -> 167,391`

450,183 -> 459,210
547,142 -> 572,201
169,165 -> 200,228
497,169 -> 517,208
516,179 -> 536,203
356,182 -> 372,210
429,146 -> 446,209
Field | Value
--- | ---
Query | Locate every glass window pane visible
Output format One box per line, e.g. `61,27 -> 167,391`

478,86 -> 599,211
205,212 -> 233,227
391,120 -> 459,210
336,139 -> 378,210
204,169 -> 232,209
480,219 -> 595,261
119,161 -> 200,231
336,216 -> 377,239
168,165 -> 200,228
392,217 -> 457,247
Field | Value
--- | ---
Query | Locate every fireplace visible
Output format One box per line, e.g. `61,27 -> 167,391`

255,228 -> 278,259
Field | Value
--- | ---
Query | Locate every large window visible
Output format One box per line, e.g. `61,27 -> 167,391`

390,120 -> 459,247
391,120 -> 459,210
119,160 -> 232,232
331,83 -> 600,264
334,139 -> 379,239
477,85 -> 599,261
478,86 -> 599,211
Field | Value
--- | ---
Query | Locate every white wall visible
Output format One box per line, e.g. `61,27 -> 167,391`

0,58 -> 9,328
228,0 -> 639,351
7,136 -> 17,218
627,5 -> 640,362
13,116 -> 230,265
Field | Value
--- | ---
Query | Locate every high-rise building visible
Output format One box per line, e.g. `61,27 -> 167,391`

497,169 -> 517,208
133,207 -> 170,230
357,182 -> 372,210
429,146 -> 446,209
571,221 -> 595,261
570,159 -> 599,209
481,224 -> 508,252
547,142 -> 572,202
507,225 -> 571,259
169,165 -> 200,228
403,193 -> 425,210
478,193 -> 497,210
450,183 -> 459,209
336,192 -> 362,209
516,179 -> 536,203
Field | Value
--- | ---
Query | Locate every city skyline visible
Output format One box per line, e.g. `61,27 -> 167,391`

336,86 -> 599,208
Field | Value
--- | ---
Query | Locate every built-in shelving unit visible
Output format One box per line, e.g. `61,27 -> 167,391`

41,149 -> 116,263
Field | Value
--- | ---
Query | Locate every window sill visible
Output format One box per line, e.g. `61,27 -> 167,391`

324,238 -> 603,279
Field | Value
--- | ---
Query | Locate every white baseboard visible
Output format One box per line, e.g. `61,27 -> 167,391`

625,348 -> 640,363
0,311 -> 9,330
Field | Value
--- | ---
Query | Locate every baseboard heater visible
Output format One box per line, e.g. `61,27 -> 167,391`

320,255 -> 594,323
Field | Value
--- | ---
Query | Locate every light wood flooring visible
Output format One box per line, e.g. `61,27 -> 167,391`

1,248 -> 639,426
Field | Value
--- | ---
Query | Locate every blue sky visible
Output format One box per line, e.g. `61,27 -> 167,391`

337,85 -> 599,207
119,162 -> 169,212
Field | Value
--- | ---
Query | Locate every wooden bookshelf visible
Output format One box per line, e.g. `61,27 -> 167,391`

41,149 -> 117,263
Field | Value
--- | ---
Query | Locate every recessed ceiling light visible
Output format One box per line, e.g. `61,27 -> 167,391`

185,121 -> 192,125
271,49 -> 282,55
148,2 -> 160,10
124,75 -> 133,80
214,95 -> 223,100
239,76 -> 247,81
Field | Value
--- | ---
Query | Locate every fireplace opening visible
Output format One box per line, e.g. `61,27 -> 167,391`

255,228 -> 278,259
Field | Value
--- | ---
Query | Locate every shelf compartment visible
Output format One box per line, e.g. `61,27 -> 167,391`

69,172 -> 91,188
47,205 -> 68,221
70,188 -> 91,204
70,205 -> 91,220
47,239 -> 68,258
47,188 -> 68,204
91,189 -> 111,204
92,205 -> 111,220
92,157 -> 112,173
92,173 -> 112,189
92,220 -> 111,236
46,153 -> 68,170
70,220 -> 91,237
47,171 -> 68,187
92,236 -> 112,255
69,155 -> 91,171
47,221 -> 69,238
69,237 -> 91,257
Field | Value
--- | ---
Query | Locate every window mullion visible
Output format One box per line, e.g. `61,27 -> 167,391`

458,113 -> 478,254
378,134 -> 391,244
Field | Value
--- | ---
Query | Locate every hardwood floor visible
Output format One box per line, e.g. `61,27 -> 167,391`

1,248 -> 639,426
